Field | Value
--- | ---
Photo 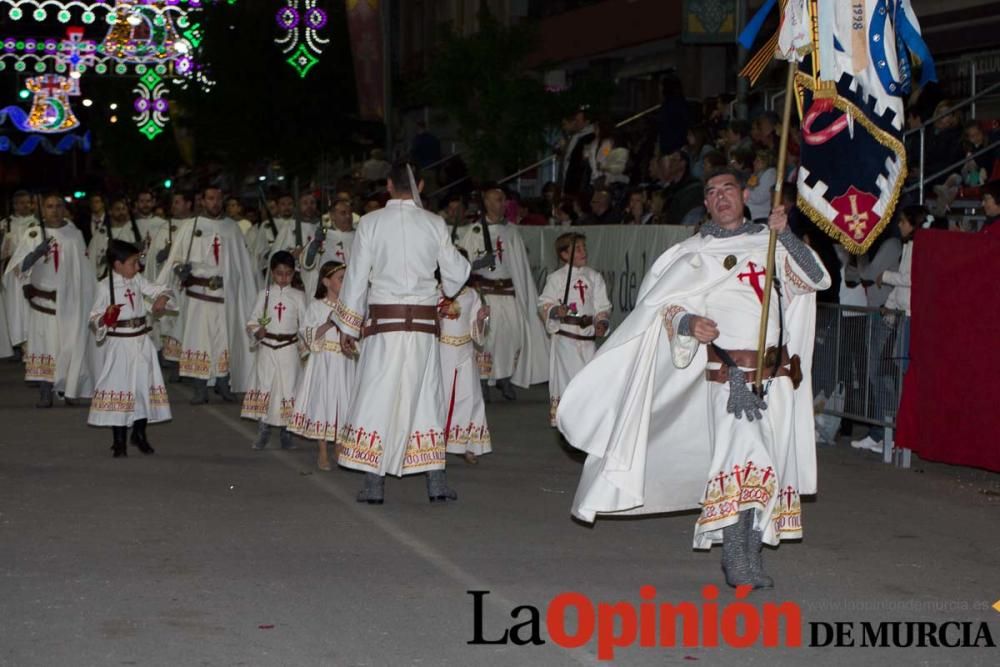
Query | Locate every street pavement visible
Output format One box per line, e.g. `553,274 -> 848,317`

1,360 -> 998,667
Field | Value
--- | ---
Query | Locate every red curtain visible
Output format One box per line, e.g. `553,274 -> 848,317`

896,229 -> 1000,471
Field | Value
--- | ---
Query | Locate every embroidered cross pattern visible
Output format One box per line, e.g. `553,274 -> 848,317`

495,237 -> 504,263
574,279 -> 588,305
211,235 -> 221,265
274,302 -> 286,323
737,261 -> 766,302
124,288 -> 136,310
48,240 -> 60,272
845,194 -> 869,239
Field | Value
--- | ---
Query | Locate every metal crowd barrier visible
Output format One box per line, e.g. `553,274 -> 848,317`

812,303 -> 911,468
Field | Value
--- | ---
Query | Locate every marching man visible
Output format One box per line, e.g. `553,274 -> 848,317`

301,198 -> 354,296
3,192 -> 98,407
156,185 -> 256,404
88,197 -> 143,278
557,168 -> 829,589
454,184 -> 548,400
331,162 -> 470,504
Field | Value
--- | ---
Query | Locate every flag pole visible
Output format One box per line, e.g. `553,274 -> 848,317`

754,60 -> 796,395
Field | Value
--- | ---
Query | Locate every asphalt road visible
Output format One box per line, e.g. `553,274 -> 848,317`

1,361 -> 998,667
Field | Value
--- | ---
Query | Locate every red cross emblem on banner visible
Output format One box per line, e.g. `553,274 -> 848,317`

124,288 -> 136,310
495,237 -> 504,263
830,186 -> 880,243
574,279 -> 588,305
738,261 -> 766,302
211,235 -> 221,265
274,302 -> 286,323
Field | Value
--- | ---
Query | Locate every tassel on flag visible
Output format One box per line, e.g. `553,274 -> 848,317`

738,0 -> 936,254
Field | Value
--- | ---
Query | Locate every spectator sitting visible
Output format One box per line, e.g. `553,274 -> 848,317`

518,199 -> 550,226
685,125 -> 714,181
751,111 -> 780,152
659,151 -> 703,225
719,119 -> 753,161
649,189 -> 667,225
588,121 -> 630,188
579,189 -> 622,225
961,121 -> 994,187
924,100 -> 964,186
621,188 -> 652,225
559,105 -> 597,198
746,149 -> 778,222
553,199 -> 577,226
981,180 -> 1000,235
701,150 -> 728,181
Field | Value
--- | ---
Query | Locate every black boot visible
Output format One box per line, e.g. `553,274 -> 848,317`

497,378 -> 517,401
252,421 -> 270,450
426,469 -> 458,503
129,419 -> 155,455
214,375 -> 236,402
279,427 -> 296,450
36,382 -> 54,408
111,426 -> 128,458
189,379 -> 209,405
356,473 -> 384,504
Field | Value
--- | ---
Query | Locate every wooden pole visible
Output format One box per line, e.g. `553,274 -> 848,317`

753,60 -> 797,394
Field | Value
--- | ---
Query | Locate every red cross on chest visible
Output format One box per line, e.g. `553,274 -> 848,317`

48,240 -> 60,272
124,288 -> 136,310
574,278 -> 588,305
495,237 -> 504,263
211,235 -> 221,265
737,261 -> 767,303
274,302 -> 286,323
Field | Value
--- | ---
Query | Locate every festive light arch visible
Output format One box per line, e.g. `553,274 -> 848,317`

275,1 -> 329,78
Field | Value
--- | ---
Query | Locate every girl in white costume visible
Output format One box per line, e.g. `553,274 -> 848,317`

241,251 -> 307,450
289,261 -> 356,471
88,240 -> 173,457
438,270 -> 491,463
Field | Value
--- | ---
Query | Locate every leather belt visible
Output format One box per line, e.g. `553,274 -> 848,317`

470,276 -> 515,296
561,314 -> 594,327
557,330 -> 596,342
23,285 -> 56,301
705,345 -> 802,388
107,327 -> 152,338
182,275 -> 224,290
363,304 -> 440,337
186,288 -> 225,304
28,300 -> 56,316
113,316 -> 148,329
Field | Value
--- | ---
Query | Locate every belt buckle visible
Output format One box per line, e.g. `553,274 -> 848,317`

207,276 -> 224,291
764,346 -> 779,368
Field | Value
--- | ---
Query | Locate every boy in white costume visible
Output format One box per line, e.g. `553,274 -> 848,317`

155,186 -> 256,404
3,193 -> 98,407
332,163 -> 470,504
289,261 -> 356,471
438,268 -> 491,464
538,233 -> 612,427
454,184 -> 548,400
557,169 -> 830,589
242,251 -> 307,450
88,240 -> 173,457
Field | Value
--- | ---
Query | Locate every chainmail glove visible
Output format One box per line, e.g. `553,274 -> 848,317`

778,228 -> 825,283
20,238 -> 50,272
155,244 -> 171,265
726,367 -> 768,421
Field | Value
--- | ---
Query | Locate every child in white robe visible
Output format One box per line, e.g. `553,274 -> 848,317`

537,233 -> 612,426
88,240 -> 173,457
438,270 -> 491,464
289,261 -> 356,471
241,251 -> 307,450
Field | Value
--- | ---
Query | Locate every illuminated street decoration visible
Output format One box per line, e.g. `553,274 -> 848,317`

275,1 -> 329,78
103,1 -> 184,64
0,75 -> 80,133
132,69 -> 169,140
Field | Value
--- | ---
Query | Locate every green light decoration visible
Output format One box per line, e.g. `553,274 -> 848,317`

286,43 -> 320,78
133,69 -> 170,141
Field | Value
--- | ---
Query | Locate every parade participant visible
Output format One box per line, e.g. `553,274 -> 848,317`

332,162 -> 470,504
438,259 -> 491,464
242,251 -> 307,450
270,192 -> 321,268
538,233 -> 612,427
225,196 -> 253,239
301,199 -> 354,296
250,192 -> 294,273
134,189 -> 168,256
3,192 -> 98,407
557,168 -> 830,589
87,198 -> 143,278
88,240 -> 173,457
288,261 -> 355,470
455,184 -> 548,400
84,193 -> 106,244
146,191 -> 197,365
1,190 -> 40,265
156,185 -> 256,404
